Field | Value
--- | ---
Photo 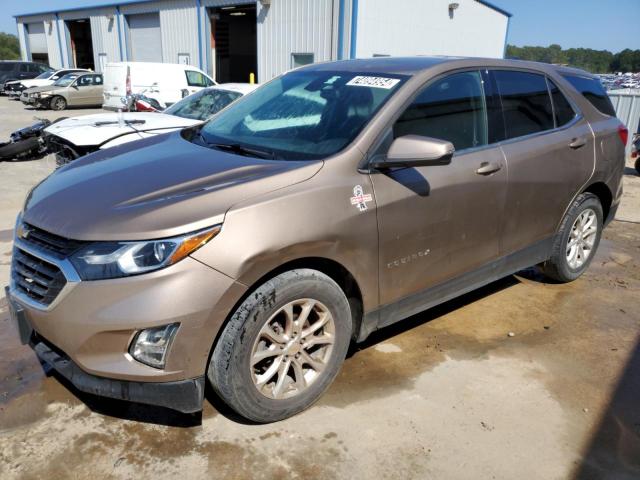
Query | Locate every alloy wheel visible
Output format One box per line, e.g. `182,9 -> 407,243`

250,298 -> 335,400
566,208 -> 597,269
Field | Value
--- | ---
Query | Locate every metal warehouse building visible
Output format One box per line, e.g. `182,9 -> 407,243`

14,0 -> 511,83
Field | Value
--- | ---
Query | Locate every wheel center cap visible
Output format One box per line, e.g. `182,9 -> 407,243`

286,340 -> 301,355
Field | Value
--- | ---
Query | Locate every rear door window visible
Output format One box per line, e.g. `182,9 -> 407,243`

393,70 -> 488,151
561,74 -> 616,117
547,79 -> 576,127
494,70 -> 554,139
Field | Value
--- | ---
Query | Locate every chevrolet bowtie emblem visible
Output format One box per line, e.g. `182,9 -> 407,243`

17,223 -> 31,239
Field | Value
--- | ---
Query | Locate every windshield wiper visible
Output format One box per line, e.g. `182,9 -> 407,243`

208,142 -> 278,160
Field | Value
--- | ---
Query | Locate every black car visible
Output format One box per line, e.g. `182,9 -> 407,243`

0,61 -> 51,93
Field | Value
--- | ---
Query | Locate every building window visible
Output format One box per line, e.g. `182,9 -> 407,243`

291,53 -> 314,69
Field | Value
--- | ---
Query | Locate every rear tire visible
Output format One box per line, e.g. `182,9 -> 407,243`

542,193 -> 603,283
50,96 -> 67,111
0,137 -> 40,161
635,157 -> 640,175
208,269 -> 352,423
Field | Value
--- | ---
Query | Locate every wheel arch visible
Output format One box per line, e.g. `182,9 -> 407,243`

210,257 -> 365,359
582,182 -> 612,222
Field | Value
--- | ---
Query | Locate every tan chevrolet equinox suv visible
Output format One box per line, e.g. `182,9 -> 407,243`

6,57 -> 626,422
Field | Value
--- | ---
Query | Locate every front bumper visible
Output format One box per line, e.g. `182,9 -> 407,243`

32,338 -> 205,413
8,234 -> 247,411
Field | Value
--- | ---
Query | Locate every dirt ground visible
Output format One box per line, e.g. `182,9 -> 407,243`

0,95 -> 639,480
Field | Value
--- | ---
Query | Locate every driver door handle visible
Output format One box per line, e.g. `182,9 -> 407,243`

476,162 -> 502,176
569,137 -> 587,149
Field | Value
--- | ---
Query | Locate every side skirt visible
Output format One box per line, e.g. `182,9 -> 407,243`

357,237 -> 553,342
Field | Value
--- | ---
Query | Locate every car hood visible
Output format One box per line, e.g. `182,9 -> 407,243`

44,112 -> 200,147
21,79 -> 52,88
23,131 -> 323,241
25,85 -> 60,94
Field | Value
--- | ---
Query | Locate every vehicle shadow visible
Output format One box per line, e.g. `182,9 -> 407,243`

41,367 -> 203,428
349,272 -> 522,355
572,337 -> 640,479
623,166 -> 638,176
39,268 -> 541,428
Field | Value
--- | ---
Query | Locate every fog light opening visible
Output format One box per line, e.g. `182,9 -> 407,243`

129,323 -> 180,369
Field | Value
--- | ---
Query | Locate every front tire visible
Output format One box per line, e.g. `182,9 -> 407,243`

49,96 -> 67,111
208,269 -> 352,423
542,193 -> 603,283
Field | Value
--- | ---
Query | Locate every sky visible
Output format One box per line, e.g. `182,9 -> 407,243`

1,0 -> 639,53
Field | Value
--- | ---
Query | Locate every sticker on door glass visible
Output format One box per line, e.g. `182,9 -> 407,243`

346,76 -> 401,89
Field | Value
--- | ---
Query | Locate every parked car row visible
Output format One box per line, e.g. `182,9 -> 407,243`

2,61 -> 216,112
4,56 -> 627,423
0,60 -> 51,88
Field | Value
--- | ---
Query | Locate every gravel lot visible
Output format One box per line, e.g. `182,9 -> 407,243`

0,95 -> 639,480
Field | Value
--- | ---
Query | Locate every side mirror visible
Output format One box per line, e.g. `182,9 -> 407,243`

370,135 -> 454,169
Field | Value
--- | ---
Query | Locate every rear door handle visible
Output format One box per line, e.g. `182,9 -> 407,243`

476,162 -> 502,175
569,137 -> 587,149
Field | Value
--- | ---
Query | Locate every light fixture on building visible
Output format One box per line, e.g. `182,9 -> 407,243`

449,2 -> 459,18
221,6 -> 235,9
229,11 -> 246,16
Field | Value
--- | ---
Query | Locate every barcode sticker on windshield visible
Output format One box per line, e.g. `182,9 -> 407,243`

346,76 -> 401,89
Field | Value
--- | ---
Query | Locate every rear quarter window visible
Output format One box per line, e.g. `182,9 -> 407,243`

562,74 -> 616,117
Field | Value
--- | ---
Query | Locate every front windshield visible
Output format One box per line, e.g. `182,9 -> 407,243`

196,70 -> 407,160
53,74 -> 79,87
36,70 -> 54,79
165,88 -> 243,120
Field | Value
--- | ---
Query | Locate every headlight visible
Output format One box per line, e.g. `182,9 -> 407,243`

32,93 -> 40,98
69,225 -> 221,280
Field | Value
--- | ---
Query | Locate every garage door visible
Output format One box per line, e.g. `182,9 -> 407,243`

26,22 -> 47,54
127,13 -> 162,62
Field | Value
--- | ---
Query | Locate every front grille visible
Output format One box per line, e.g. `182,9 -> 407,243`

11,248 -> 67,306
20,223 -> 86,258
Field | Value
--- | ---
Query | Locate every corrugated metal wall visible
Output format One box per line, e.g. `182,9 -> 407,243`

355,0 -> 508,58
257,0 -> 335,82
88,7 -> 122,70
610,90 -> 640,155
16,15 -> 65,68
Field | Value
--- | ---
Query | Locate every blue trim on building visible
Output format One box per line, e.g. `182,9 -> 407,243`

349,0 -> 358,59
476,0 -> 512,18
123,14 -> 130,60
115,6 -> 124,61
337,0 -> 345,60
22,24 -> 31,61
196,0 -> 203,69
503,16 -> 511,58
54,13 -> 66,68
14,0 -> 155,18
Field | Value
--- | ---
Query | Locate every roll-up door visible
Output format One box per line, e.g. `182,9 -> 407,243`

127,13 -> 162,62
27,22 -> 47,54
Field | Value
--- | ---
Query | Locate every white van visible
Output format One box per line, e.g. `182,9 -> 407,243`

102,62 -> 216,111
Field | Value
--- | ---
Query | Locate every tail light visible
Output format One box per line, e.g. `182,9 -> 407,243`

617,124 -> 628,146
125,66 -> 132,96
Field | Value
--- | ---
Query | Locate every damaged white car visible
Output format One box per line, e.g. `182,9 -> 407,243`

43,83 -> 257,166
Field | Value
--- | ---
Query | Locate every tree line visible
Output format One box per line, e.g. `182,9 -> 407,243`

507,44 -> 640,73
0,33 -> 20,60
